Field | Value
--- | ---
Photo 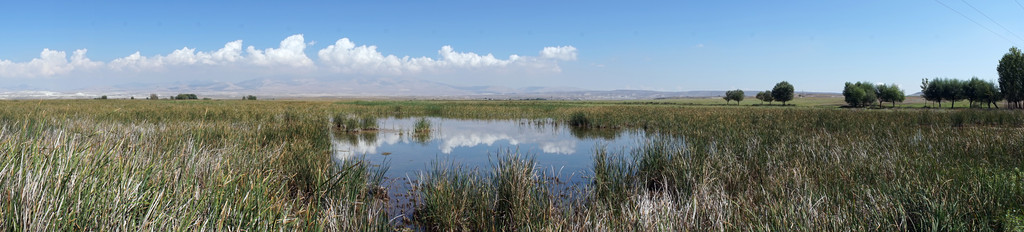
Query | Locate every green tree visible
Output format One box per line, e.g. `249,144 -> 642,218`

175,93 -> 198,100
998,47 -> 1024,108
873,84 -> 889,107
924,78 -> 943,107
876,84 -> 905,107
771,81 -> 794,105
934,78 -> 965,109
842,82 -> 876,107
730,89 -> 744,105
964,77 -> 987,108
980,79 -> 1003,109
148,94 -> 159,100
723,90 -> 744,105
756,90 -> 773,105
843,83 -> 867,107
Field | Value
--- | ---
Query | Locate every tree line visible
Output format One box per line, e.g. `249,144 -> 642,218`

920,77 -> 1001,109
841,47 -> 1024,109
842,82 -> 905,108
723,81 -> 795,105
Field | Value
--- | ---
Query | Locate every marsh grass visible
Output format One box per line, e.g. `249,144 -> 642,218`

2,99 -> 1023,230
332,113 -> 379,132
414,150 -> 555,231
414,117 -> 431,132
0,100 -> 390,231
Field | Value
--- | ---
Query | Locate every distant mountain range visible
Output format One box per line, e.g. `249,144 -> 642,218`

0,78 -> 839,100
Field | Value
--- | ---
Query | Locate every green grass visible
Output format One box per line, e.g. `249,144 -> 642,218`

0,100 -> 390,230
1,99 -> 1022,230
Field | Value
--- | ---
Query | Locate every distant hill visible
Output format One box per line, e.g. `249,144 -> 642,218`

0,78 -> 840,100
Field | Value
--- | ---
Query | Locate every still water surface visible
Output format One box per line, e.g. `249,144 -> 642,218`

331,117 -> 644,180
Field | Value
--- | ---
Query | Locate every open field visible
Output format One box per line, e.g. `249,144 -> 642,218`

1,99 -> 1022,231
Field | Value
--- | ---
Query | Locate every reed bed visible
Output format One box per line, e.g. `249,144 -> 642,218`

0,100 -> 390,230
0,99 -> 1022,231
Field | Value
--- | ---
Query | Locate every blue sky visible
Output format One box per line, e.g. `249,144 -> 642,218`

1,0 -> 1023,92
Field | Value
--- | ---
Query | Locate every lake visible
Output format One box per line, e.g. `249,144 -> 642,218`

330,117 -> 644,182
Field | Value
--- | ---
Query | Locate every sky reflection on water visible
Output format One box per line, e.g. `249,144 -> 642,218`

331,117 -> 643,179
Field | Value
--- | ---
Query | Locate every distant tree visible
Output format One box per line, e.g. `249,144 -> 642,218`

932,78 -> 966,109
842,82 -> 876,107
174,93 -> 198,100
964,77 -> 985,107
149,94 -> 159,100
723,89 -> 744,105
874,84 -> 889,107
245,95 -> 257,100
920,78 -> 929,96
998,47 -> 1024,108
96,95 -> 108,100
772,81 -> 794,105
924,78 -> 943,107
985,81 -> 1004,109
130,96 -> 135,100
755,90 -> 774,105
843,83 -> 867,107
876,84 -> 905,107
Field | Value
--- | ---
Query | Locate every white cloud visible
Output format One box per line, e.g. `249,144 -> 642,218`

539,46 -> 577,61
0,49 -> 102,77
318,38 -> 419,74
246,34 -> 314,67
0,34 -> 576,78
318,38 -> 571,75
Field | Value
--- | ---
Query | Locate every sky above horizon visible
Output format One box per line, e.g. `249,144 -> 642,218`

2,0 -> 1024,92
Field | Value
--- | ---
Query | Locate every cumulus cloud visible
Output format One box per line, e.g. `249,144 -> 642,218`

0,34 -> 575,78
246,34 -> 314,67
0,49 -> 103,77
318,37 -> 573,74
539,46 -> 577,61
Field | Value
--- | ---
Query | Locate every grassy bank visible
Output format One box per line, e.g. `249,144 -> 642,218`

0,99 -> 1022,230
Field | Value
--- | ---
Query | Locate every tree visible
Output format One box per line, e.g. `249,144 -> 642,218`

149,94 -> 159,100
924,78 -> 943,107
876,83 -> 905,107
874,84 -> 889,107
730,89 -> 744,105
843,83 -> 867,107
935,78 -> 965,109
772,81 -> 794,105
998,47 -> 1024,108
174,93 -> 198,100
756,90 -> 773,105
245,95 -> 257,100
723,89 -> 744,105
842,82 -> 876,107
980,79 -> 1003,109
964,77 -> 987,108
